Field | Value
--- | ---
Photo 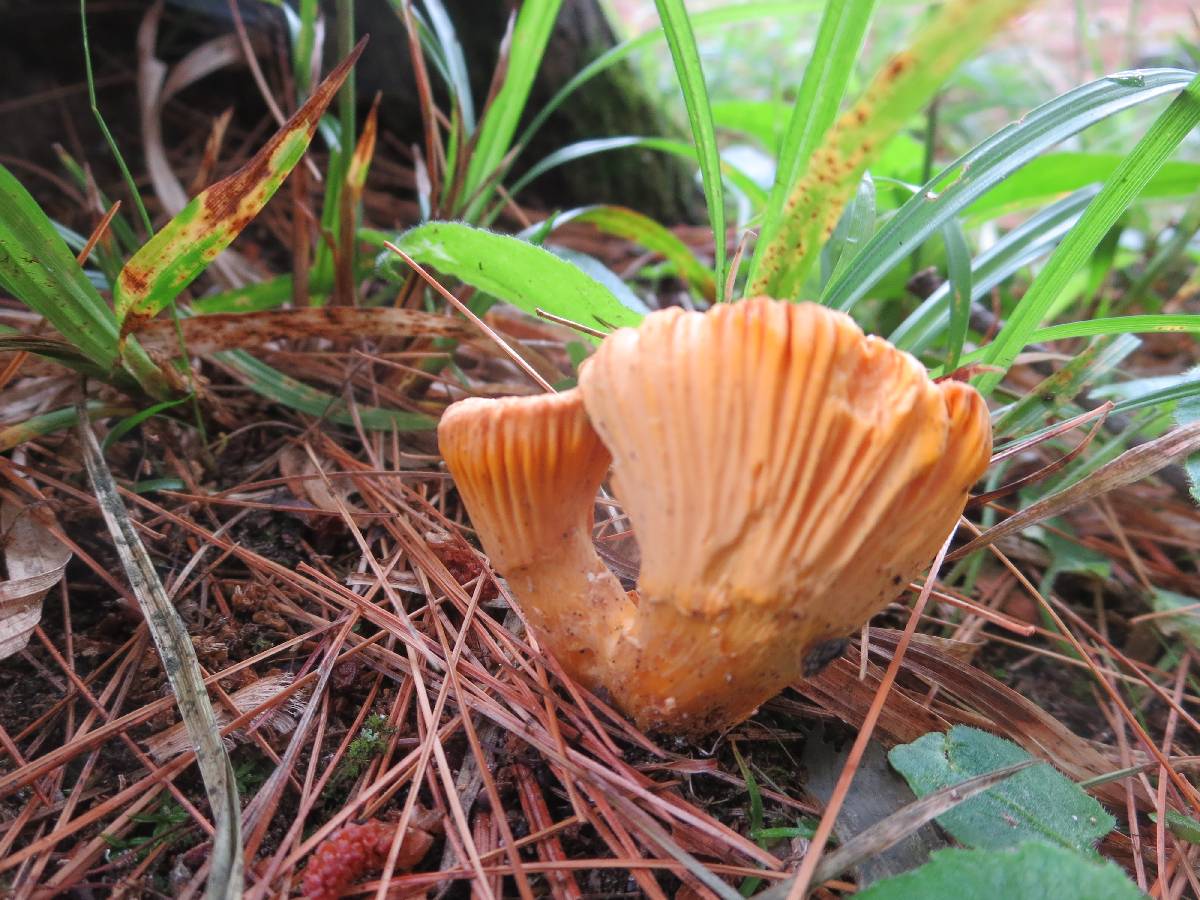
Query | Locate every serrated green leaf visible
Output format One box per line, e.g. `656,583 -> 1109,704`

889,726 -> 1114,852
113,39 -> 366,330
385,221 -> 643,331
856,843 -> 1143,900
548,205 -> 716,300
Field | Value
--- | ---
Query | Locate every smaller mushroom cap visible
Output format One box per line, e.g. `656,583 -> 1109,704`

438,390 -> 630,689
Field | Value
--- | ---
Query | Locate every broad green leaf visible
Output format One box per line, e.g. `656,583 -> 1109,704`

889,726 -> 1114,852
856,843 -> 1143,900
543,246 -> 651,316
462,0 -> 561,218
385,221 -> 643,331
113,39 -> 366,330
0,163 -> 165,396
653,0 -> 726,300
978,73 -> 1200,394
968,152 -> 1200,218
748,0 -> 876,289
750,0 -> 1031,299
825,68 -> 1194,314
1037,529 -> 1113,599
710,99 -> 789,152
549,206 -> 716,300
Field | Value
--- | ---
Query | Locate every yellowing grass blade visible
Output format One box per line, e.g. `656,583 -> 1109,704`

749,0 -> 1030,299
114,37 -> 367,333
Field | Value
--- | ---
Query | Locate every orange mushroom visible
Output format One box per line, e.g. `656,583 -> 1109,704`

438,298 -> 991,735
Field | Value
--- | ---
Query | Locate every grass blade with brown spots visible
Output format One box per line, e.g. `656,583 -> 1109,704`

749,0 -> 1031,300
113,37 -> 368,334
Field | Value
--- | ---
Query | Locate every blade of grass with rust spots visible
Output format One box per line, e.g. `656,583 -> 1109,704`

113,37 -> 368,334
749,0 -> 1031,300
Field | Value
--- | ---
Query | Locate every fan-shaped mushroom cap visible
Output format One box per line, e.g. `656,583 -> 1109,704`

437,390 -> 630,689
578,298 -> 991,732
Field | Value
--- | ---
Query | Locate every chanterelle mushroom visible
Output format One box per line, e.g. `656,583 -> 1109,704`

438,298 -> 991,735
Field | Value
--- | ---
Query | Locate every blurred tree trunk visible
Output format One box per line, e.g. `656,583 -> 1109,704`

359,0 -> 703,223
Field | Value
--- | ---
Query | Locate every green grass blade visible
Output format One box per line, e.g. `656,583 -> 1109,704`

941,218 -> 973,372
384,221 -> 643,331
216,351 -> 434,431
1027,315 -> 1200,342
505,135 -> 767,211
821,172 -> 876,290
102,398 -> 190,451
891,188 -> 1097,353
0,164 -> 166,395
652,0 -> 726,299
114,39 -> 366,330
0,402 -> 133,453
81,0 -> 151,235
549,205 -> 717,300
977,74 -> 1200,394
0,164 -> 118,369
293,0 -> 320,96
747,0 -> 876,288
515,3 -> 819,167
748,0 -> 1035,299
463,0 -> 562,217
823,68 -> 1194,313
937,315 -> 1200,378
416,0 -> 476,132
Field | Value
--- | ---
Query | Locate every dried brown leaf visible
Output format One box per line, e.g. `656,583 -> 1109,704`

0,499 -> 71,659
953,421 -> 1200,560
138,307 -> 473,357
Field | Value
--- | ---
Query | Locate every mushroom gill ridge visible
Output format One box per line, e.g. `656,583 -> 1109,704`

438,298 -> 992,735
